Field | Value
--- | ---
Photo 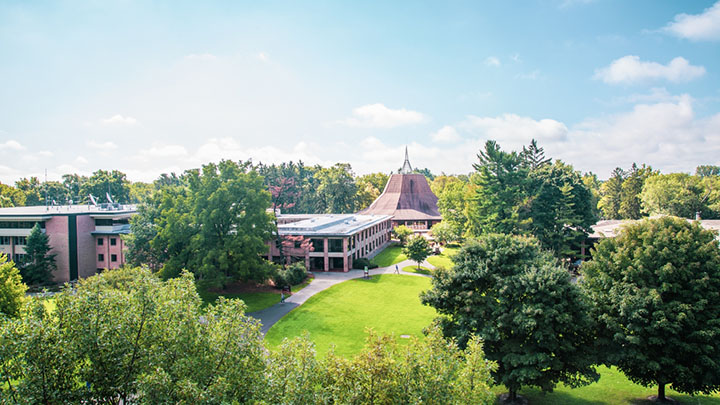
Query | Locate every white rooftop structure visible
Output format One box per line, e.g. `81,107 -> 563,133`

0,204 -> 137,218
277,214 -> 392,236
590,217 -> 720,239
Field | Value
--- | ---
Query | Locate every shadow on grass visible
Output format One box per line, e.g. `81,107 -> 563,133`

511,389 -> 606,405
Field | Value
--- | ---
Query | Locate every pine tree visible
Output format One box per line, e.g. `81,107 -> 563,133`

520,139 -> 551,170
20,223 -> 56,285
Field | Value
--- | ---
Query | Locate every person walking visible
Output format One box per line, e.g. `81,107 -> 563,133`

394,264 -> 399,274
280,291 -> 285,303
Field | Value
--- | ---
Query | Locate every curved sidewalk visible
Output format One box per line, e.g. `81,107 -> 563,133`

248,258 -> 434,335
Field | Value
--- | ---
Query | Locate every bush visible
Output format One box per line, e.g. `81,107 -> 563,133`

0,254 -> 26,318
273,262 -> 308,288
352,258 -> 378,270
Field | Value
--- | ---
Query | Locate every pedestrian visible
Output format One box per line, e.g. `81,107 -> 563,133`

364,265 -> 369,279
280,291 -> 285,303
395,264 -> 399,274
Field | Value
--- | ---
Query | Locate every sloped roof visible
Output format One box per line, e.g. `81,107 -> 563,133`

359,173 -> 442,221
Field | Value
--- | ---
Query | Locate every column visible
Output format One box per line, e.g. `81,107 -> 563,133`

323,238 -> 329,272
342,237 -> 349,272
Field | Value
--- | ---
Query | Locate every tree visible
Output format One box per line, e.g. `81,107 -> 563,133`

696,165 -> 720,177
0,254 -> 26,318
80,169 -> 131,204
598,167 -> 625,219
392,225 -> 413,245
430,221 -> 459,245
640,173 -> 709,218
355,172 -> 389,210
619,163 -> 655,220
15,177 -> 42,206
581,217 -> 720,401
314,163 -> 357,213
438,180 -> 470,239
403,235 -> 430,269
520,138 -> 551,170
0,182 -> 25,207
152,160 -> 275,284
422,234 -> 599,401
20,224 -> 56,285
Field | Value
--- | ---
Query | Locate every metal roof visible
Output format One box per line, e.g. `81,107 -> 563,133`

277,214 -> 392,236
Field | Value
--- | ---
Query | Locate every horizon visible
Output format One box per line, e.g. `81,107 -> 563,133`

1,0 -> 719,183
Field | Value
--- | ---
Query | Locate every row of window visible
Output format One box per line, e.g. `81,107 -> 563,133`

0,221 -> 45,229
95,218 -> 129,226
97,237 -> 118,246
0,236 -> 27,245
98,253 -> 118,262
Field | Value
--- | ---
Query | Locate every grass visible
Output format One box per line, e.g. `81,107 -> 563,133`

370,244 -> 407,267
265,274 -> 436,358
426,245 -> 460,269
402,265 -> 433,275
199,278 -> 313,313
491,366 -> 720,404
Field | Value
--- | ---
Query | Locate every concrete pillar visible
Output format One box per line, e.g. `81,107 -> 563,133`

342,237 -> 349,272
305,251 -> 310,270
323,238 -> 329,271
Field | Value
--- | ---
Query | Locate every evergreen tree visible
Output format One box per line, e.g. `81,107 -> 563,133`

20,224 -> 56,285
520,138 -> 551,170
582,217 -> 720,401
618,163 -> 655,220
597,167 -> 625,219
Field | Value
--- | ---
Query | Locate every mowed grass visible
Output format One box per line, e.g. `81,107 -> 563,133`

492,366 -> 720,404
199,278 -> 312,313
427,245 -> 460,269
370,245 -> 407,267
265,274 -> 436,358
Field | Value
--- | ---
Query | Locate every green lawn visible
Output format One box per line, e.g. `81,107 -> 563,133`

199,278 -> 312,313
402,265 -> 433,275
370,244 -> 407,267
492,366 -> 720,404
265,274 -> 436,358
427,245 -> 460,269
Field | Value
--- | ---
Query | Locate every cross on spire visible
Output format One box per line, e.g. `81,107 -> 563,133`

401,146 -> 413,174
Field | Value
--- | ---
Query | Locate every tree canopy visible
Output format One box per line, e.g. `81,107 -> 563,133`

581,216 -> 720,400
0,255 -> 26,318
19,224 -> 55,285
422,234 -> 599,401
403,235 -> 430,269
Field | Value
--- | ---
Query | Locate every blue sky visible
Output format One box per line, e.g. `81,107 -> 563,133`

1,0 -> 719,183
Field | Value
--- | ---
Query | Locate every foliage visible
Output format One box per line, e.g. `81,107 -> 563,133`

351,257 -> 378,269
19,224 -> 56,285
314,163 -> 358,213
0,182 -> 25,207
0,267 -> 266,403
581,217 -> 720,400
355,172 -> 389,210
429,221 -> 459,245
80,169 -> 131,203
598,164 -> 656,219
257,160 -> 321,214
426,245 -> 459,269
15,177 -> 42,206
597,167 -> 625,219
437,180 -> 471,239
272,262 -> 308,288
696,165 -> 720,177
422,234 -> 599,400
146,160 -> 275,284
392,225 -> 413,245
641,172 -> 720,219
403,235 -> 430,269
0,254 -> 26,318
124,194 -> 166,271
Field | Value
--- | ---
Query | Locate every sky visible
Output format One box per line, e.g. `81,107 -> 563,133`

1,0 -> 720,184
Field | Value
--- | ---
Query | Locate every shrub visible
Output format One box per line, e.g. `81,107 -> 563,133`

352,258 -> 378,270
273,262 -> 308,288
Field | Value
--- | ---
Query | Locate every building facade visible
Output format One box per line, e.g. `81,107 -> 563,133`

0,204 -> 136,282
269,214 -> 393,272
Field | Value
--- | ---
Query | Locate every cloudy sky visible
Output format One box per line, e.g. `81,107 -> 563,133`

1,0 -> 720,183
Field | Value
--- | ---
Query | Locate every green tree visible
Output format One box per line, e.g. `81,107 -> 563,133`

696,165 -> 720,177
0,182 -> 25,207
314,163 -> 357,213
582,172 -> 601,220
581,217 -> 720,401
430,221 -> 459,245
422,234 -> 599,401
438,181 -> 470,239
597,167 -> 625,219
153,160 -> 275,284
0,254 -> 26,318
618,163 -> 656,220
128,181 -> 154,203
19,224 -> 56,285
355,172 -> 389,210
640,173 -> 709,218
15,177 -> 42,206
403,235 -> 430,269
392,225 -> 413,245
520,138 -> 551,170
62,173 -> 88,204
80,169 -> 131,204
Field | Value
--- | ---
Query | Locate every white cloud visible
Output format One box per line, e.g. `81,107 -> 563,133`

87,140 -> 119,150
594,55 -> 705,84
74,156 -> 89,165
257,52 -> 269,62
431,126 -> 461,143
38,150 -> 54,157
185,53 -> 218,61
460,113 -> 568,148
138,144 -> 189,159
336,103 -> 427,128
484,56 -> 501,67
664,1 -> 720,41
0,140 -> 25,151
101,114 -> 139,126
516,70 -> 540,80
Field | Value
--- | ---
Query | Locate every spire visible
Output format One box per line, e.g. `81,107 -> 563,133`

401,146 -> 413,174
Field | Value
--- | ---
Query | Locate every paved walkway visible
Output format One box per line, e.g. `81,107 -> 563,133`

248,258 -> 435,334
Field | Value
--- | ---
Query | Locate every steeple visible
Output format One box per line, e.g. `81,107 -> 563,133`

401,146 -> 413,174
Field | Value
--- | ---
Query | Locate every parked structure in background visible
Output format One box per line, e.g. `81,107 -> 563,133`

269,214 -> 392,271
0,204 -> 136,282
359,148 -> 442,231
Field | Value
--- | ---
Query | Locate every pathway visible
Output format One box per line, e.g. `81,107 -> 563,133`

248,258 -> 435,334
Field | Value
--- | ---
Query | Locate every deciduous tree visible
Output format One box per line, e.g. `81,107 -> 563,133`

0,254 -> 26,318
392,225 -> 413,245
581,217 -> 720,401
403,235 -> 430,269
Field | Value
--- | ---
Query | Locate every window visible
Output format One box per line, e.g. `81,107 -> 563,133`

311,239 -> 324,252
111,254 -> 117,262
98,254 -> 104,262
13,253 -> 26,263
95,219 -> 113,226
110,238 -> 117,246
0,236 -> 10,245
97,238 -> 104,246
13,236 -> 27,246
